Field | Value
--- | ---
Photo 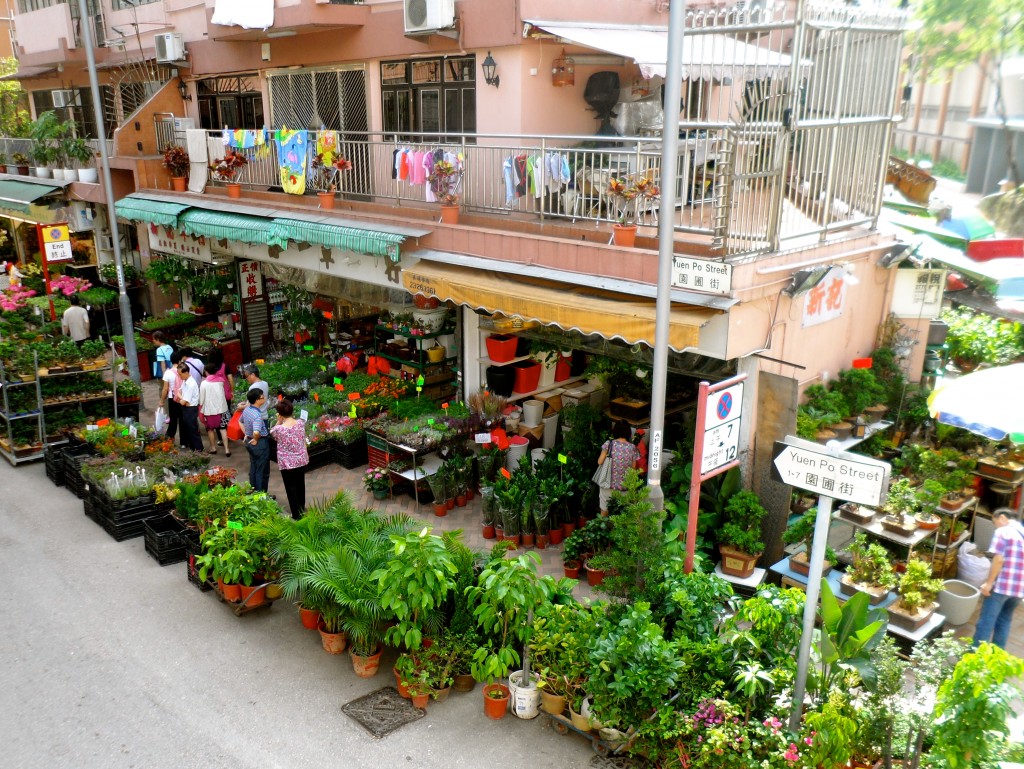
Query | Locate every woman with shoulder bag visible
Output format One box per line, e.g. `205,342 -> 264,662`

594,419 -> 640,516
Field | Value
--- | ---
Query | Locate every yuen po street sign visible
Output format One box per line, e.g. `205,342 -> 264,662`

771,435 -> 890,508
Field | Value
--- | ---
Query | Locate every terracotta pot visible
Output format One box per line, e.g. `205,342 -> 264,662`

522,533 -> 536,548
483,683 -> 510,720
432,686 -> 451,702
577,515 -> 589,529
585,562 -> 606,587
440,204 -> 460,224
562,522 -> 576,537
318,622 -> 348,654
171,176 -> 187,192
217,579 -> 242,603
394,667 -> 411,698
506,534 -> 520,549
238,583 -> 267,608
564,561 -> 580,579
350,646 -> 383,678
299,605 -> 321,630
465,487 -> 475,501
455,494 -> 467,507
411,691 -> 430,709
226,182 -> 241,199
446,498 -> 454,510
317,191 -> 335,209
540,689 -> 567,716
548,527 -> 564,546
719,545 -> 761,579
433,502 -> 448,517
536,533 -> 548,550
612,223 -> 637,247
453,673 -> 476,692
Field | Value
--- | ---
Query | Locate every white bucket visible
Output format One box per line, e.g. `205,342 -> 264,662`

506,436 -> 529,471
538,361 -> 557,387
937,579 -> 981,626
542,413 -> 559,449
531,448 -> 547,468
508,670 -> 540,720
522,399 -> 544,427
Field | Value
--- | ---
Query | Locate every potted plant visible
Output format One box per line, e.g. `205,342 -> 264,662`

833,367 -> 887,419
606,172 -> 659,247
427,159 -> 463,224
309,152 -> 352,209
717,490 -> 767,578
210,149 -> 248,198
881,477 -> 919,534
887,558 -> 944,630
840,532 -> 897,604
782,506 -> 839,576
11,152 -> 30,175
362,467 -> 390,500
67,138 -> 96,182
29,110 -> 62,177
161,144 -> 190,191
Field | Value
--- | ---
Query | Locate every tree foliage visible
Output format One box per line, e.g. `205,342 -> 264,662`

0,58 -> 31,139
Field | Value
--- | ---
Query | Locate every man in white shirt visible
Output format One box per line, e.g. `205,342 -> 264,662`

61,295 -> 90,342
174,363 -> 204,451
159,350 -> 184,441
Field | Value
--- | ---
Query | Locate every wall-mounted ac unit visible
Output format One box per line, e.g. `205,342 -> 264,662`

97,232 -> 114,252
52,90 -> 76,108
172,117 -> 195,131
155,32 -> 185,63
403,0 -> 455,34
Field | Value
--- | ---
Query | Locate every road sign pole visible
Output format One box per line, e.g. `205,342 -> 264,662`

685,381 -> 710,574
35,224 -> 56,322
789,492 -> 834,731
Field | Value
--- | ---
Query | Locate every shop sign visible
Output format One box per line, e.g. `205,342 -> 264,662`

700,382 -> 743,475
671,256 -> 732,295
40,224 -> 73,263
148,223 -> 212,263
240,261 -> 263,302
801,266 -> 846,328
772,436 -> 890,508
890,268 -> 945,319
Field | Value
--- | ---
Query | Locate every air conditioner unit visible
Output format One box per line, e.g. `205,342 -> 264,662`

172,117 -> 195,131
97,233 -> 114,252
155,32 -> 185,63
403,0 -> 455,34
52,90 -> 76,109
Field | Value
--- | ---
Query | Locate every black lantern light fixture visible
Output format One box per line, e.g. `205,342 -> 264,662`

177,79 -> 192,102
482,52 -> 499,88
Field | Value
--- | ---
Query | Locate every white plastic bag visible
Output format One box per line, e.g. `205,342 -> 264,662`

154,406 -> 167,434
957,541 -> 990,587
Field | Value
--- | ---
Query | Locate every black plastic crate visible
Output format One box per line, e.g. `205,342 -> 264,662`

62,445 -> 94,499
144,514 -> 188,552
184,531 -> 211,591
335,438 -> 368,469
306,442 -> 334,471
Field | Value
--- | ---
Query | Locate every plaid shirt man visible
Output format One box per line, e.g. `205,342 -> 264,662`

241,404 -> 269,441
993,520 -> 1024,598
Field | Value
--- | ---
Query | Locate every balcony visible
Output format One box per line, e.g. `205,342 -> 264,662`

12,0 -> 111,67
204,0 -> 369,42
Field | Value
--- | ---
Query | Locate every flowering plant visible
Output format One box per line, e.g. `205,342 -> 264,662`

161,144 -> 190,177
608,172 -> 659,225
363,467 -> 390,493
310,153 -> 353,191
0,285 -> 36,312
210,148 -> 248,182
50,274 -> 92,296
428,159 -> 463,206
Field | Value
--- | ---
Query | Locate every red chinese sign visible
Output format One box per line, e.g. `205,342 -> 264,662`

802,267 -> 847,328
239,260 -> 263,302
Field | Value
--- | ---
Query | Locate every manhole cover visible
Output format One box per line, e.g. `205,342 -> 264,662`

342,686 -> 425,738
590,756 -> 647,768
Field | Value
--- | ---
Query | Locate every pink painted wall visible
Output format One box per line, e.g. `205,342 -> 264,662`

14,5 -> 74,56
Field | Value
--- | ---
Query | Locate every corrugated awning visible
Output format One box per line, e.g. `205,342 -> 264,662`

527,21 -> 802,80
0,65 -> 57,81
113,197 -> 191,228
178,209 -> 288,248
402,261 -> 717,351
0,179 -> 61,213
269,218 -> 405,259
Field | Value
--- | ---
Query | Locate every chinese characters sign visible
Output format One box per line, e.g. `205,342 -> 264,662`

771,438 -> 890,508
802,267 -> 847,328
40,224 -> 72,263
148,223 -> 212,263
671,256 -> 732,295
890,269 -> 945,319
240,260 -> 263,302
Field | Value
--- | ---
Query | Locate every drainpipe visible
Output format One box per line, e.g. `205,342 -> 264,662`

77,0 -> 141,388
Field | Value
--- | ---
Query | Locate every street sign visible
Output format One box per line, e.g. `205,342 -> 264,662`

700,382 -> 743,475
41,224 -> 72,263
671,256 -> 732,295
771,436 -> 891,508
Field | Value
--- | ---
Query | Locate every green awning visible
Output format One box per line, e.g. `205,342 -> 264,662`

0,179 -> 60,214
113,196 -> 190,227
178,209 -> 288,248
269,218 -> 405,259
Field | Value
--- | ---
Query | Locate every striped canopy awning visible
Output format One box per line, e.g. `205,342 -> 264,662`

112,197 -> 190,228
269,218 -> 405,259
178,209 -> 288,248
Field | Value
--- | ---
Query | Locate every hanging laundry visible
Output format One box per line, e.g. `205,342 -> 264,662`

410,150 -> 426,185
423,152 -> 436,202
514,155 -> 528,197
502,157 -> 515,204
254,128 -> 270,160
316,130 -> 339,166
275,127 -> 307,195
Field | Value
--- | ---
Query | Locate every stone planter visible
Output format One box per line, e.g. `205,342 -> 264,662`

937,579 -> 981,626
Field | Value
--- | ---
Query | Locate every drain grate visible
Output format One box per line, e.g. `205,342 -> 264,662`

341,686 -> 425,738
590,755 -> 647,768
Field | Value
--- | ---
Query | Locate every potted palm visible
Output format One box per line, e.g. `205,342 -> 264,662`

162,145 -> 190,191
210,149 -> 248,198
427,159 -> 463,224
606,173 -> 659,247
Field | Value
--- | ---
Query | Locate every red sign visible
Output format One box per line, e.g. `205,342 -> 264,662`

239,260 -> 264,302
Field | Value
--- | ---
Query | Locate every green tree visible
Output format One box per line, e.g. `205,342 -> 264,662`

0,59 -> 30,139
909,0 -> 1024,184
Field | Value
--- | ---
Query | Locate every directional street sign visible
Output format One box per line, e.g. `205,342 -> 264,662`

700,383 -> 743,475
771,435 -> 891,508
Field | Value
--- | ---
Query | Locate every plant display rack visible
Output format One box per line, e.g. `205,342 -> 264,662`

0,355 -> 44,465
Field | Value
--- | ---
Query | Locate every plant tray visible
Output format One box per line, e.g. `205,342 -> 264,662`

184,532 -> 211,592
144,514 -> 189,561
975,460 -> 1024,484
880,517 -> 918,535
839,575 -> 891,605
839,504 -> 876,524
609,397 -> 652,421
886,601 -> 938,631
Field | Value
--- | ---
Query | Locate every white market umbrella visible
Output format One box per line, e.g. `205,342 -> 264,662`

928,364 -> 1024,444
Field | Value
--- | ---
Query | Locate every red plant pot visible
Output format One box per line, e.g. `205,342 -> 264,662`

485,334 -> 518,363
548,527 -> 564,546
512,360 -> 542,394
554,356 -> 572,382
482,524 -> 496,539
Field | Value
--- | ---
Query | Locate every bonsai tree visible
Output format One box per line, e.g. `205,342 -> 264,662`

803,383 -> 850,423
893,558 -> 944,616
845,532 -> 898,593
833,367 -> 886,416
719,489 -> 767,557
782,506 -> 839,568
883,477 -> 918,525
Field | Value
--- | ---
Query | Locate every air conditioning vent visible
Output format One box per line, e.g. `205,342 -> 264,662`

52,90 -> 76,109
403,0 -> 455,34
155,32 -> 185,63
97,233 -> 114,252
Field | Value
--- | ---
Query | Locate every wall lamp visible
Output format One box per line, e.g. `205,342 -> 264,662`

177,79 -> 192,102
482,52 -> 499,88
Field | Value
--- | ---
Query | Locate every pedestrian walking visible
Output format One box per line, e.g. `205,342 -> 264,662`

974,508 -> 1024,649
159,350 -> 185,441
153,331 -> 174,376
594,419 -> 641,516
174,362 -> 205,452
180,347 -> 205,388
199,368 -> 232,456
241,388 -> 271,492
270,399 -> 308,518
61,295 -> 90,343
238,364 -> 269,419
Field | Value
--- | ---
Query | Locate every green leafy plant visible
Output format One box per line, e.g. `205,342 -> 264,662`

883,477 -> 919,523
719,490 -> 767,556
833,368 -> 886,416
814,577 -> 887,696
845,533 -> 898,593
781,507 -> 838,564
893,559 -> 943,615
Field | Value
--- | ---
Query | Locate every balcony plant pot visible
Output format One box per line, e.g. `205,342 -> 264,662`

915,512 -> 941,530
350,645 -> 383,678
887,600 -> 938,631
485,364 -> 516,397
512,359 -> 542,394
612,223 -> 637,247
33,167 -> 52,179
881,515 -> 918,535
485,334 -> 518,363
4,165 -> 17,175
830,421 -> 853,440
440,204 -> 459,224
936,579 -> 981,626
226,182 -> 242,199
171,176 -> 187,192
14,165 -> 29,175
78,167 -> 99,183
718,545 -> 761,579
317,622 -> 347,654
863,404 -> 888,422
482,683 -> 510,720
317,191 -> 335,210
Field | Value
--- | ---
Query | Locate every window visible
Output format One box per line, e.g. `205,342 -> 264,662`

112,0 -> 159,9
380,56 -> 475,140
31,88 -> 99,139
196,75 -> 264,130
